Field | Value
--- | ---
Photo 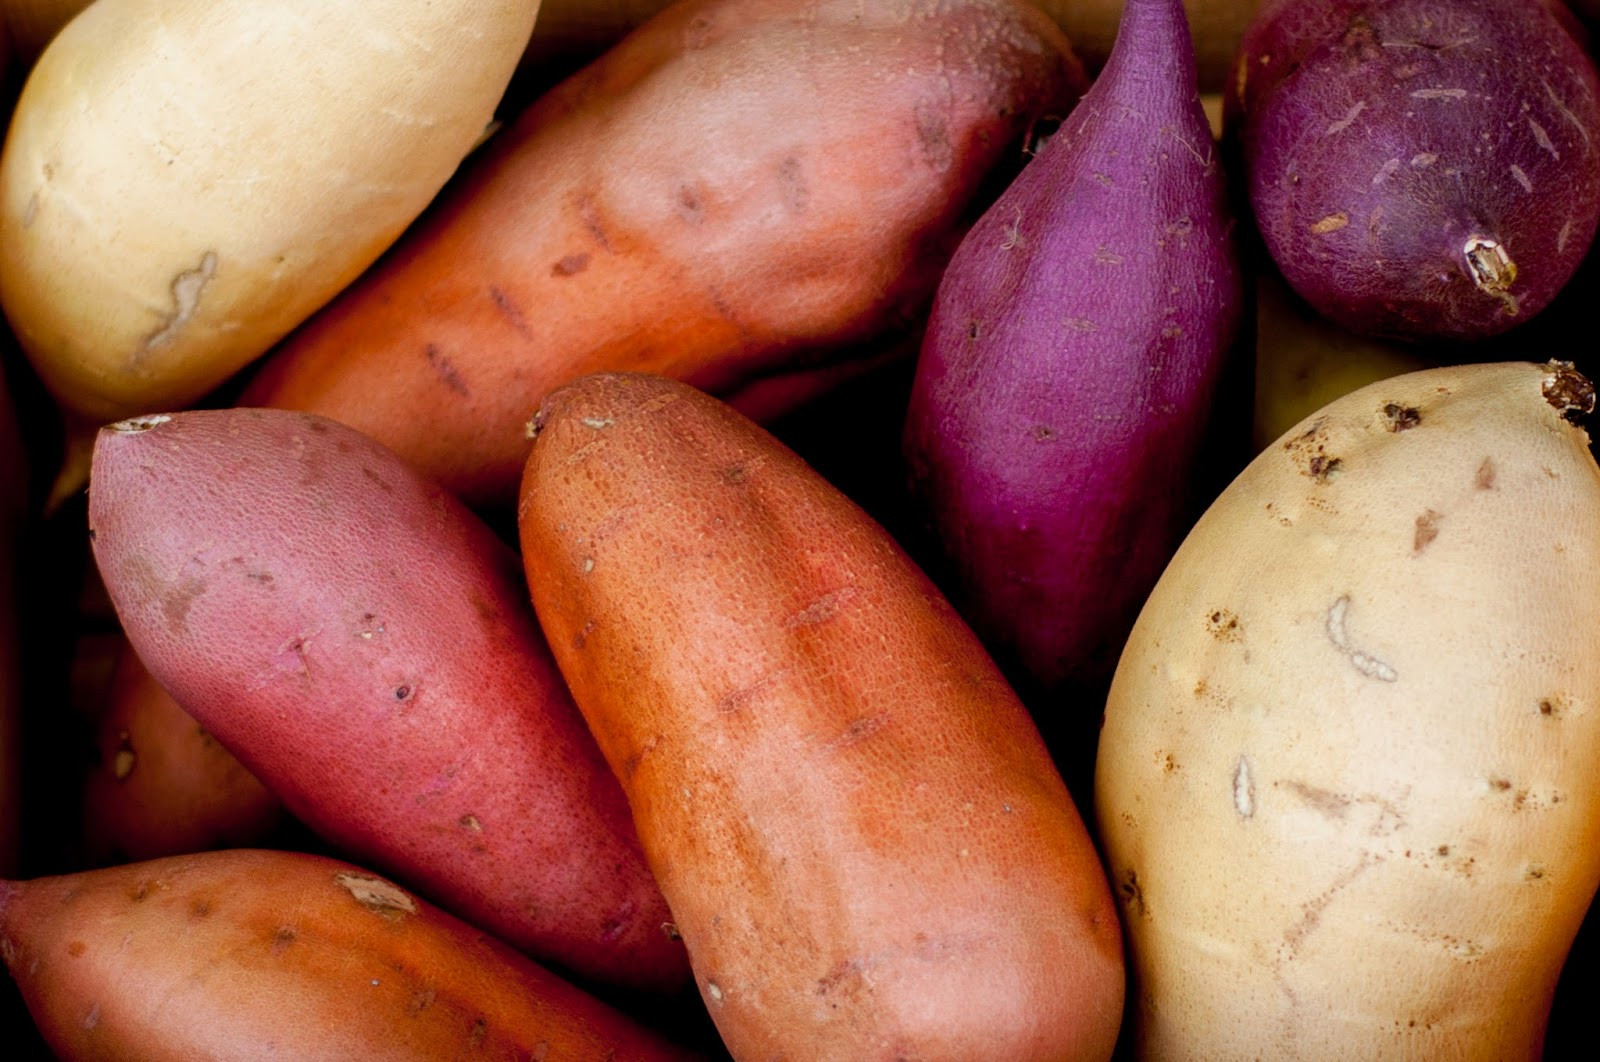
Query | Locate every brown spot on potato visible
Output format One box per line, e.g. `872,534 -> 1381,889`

913,102 -> 953,171
487,287 -> 533,339
271,926 -> 297,954
1282,854 -> 1378,957
67,941 -> 86,957
469,1019 -> 488,1048
163,576 -> 207,634
777,155 -> 808,214
832,714 -> 889,748
1206,608 -> 1242,641
1542,361 -> 1595,424
424,344 -> 470,397
1119,869 -> 1146,917
571,619 -> 597,651
1475,458 -> 1497,490
1280,780 -> 1351,820
788,588 -> 856,628
675,184 -> 706,225
1383,404 -> 1421,430
550,254 -> 589,278
1032,425 -> 1055,441
1539,695 -> 1566,718
1284,420 -> 1343,482
1413,510 -> 1441,553
1157,751 -> 1179,774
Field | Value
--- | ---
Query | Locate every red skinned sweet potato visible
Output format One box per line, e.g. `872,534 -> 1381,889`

81,638 -> 285,864
242,0 -> 1085,506
0,848 -> 696,1060
518,373 -> 1124,1061
1228,0 -> 1600,341
902,0 -> 1245,742
86,408 -> 686,994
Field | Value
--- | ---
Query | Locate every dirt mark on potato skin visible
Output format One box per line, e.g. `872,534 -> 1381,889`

1284,419 -> 1342,482
1413,510 -> 1441,553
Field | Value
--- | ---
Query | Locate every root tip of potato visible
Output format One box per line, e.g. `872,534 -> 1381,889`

107,413 -> 173,434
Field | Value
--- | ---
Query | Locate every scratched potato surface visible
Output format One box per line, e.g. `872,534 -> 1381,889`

1097,362 -> 1600,1059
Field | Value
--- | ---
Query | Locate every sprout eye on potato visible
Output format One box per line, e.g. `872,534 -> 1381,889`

1097,360 -> 1600,1059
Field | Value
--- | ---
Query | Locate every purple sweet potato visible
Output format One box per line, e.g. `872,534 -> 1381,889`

86,408 -> 687,995
902,0 -> 1245,735
1229,0 -> 1600,341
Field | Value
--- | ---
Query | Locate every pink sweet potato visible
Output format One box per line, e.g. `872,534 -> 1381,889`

0,849 -> 696,1060
86,408 -> 687,994
241,0 -> 1084,507
902,0 -> 1245,749
1229,0 -> 1600,340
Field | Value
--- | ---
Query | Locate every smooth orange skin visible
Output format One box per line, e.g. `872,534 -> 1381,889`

0,849 -> 698,1060
81,639 -> 284,865
243,0 -> 1083,506
518,374 -> 1125,1061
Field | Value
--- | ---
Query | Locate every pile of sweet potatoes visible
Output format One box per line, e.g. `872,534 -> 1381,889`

1,0 -> 1599,1058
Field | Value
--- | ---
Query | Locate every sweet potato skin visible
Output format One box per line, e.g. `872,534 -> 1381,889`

1229,0 -> 1600,340
86,408 -> 686,994
518,373 -> 1124,1061
243,0 -> 1084,506
0,849 -> 695,1060
902,0 -> 1245,728
81,638 -> 284,864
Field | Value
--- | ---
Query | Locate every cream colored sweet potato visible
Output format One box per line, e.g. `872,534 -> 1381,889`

1098,361 -> 1600,1058
518,373 -> 1124,1061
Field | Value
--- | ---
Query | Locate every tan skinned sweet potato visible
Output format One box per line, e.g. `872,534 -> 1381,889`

86,408 -> 687,994
81,638 -> 284,865
517,373 -> 1124,1061
0,848 -> 697,1060
242,0 -> 1084,507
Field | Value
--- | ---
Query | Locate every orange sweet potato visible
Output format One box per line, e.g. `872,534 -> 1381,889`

243,0 -> 1083,506
0,848 -> 696,1060
81,638 -> 284,865
517,373 -> 1125,1060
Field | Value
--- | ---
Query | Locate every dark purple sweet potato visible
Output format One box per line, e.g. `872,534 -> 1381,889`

902,0 -> 1245,738
1229,0 -> 1600,341
86,409 -> 687,994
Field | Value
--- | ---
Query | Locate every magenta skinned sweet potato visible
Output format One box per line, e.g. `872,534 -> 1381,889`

241,0 -> 1085,507
902,0 -> 1245,741
86,408 -> 686,995
1228,0 -> 1600,341
0,849 -> 696,1060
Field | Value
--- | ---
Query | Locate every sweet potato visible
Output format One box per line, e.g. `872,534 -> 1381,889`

1228,0 -> 1600,341
518,373 -> 1124,1061
81,638 -> 284,865
0,848 -> 696,1060
1098,361 -> 1600,1057
242,0 -> 1084,506
902,0 -> 1246,733
0,0 -> 540,422
87,408 -> 686,994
